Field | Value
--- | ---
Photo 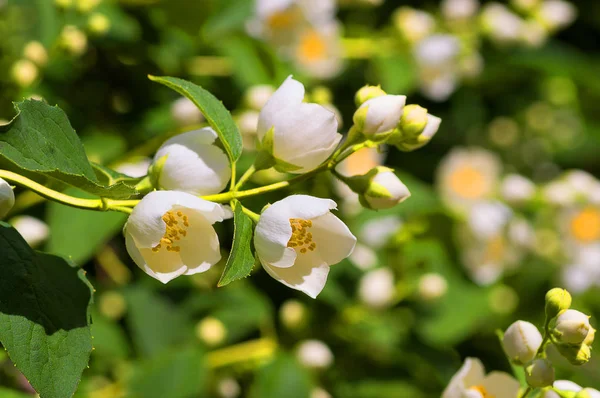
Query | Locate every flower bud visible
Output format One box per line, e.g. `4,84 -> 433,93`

583,327 -> 595,346
0,178 -> 15,219
502,320 -> 543,364
196,317 -> 227,346
358,267 -> 395,308
11,60 -> 38,87
353,95 -> 406,137
355,85 -> 386,107
554,309 -> 591,345
417,273 -> 448,301
361,168 -> 411,210
391,114 -> 441,151
556,342 -> 591,366
398,104 -> 429,138
545,288 -> 572,320
578,389 -> 600,398
296,340 -> 333,369
525,358 -> 555,388
150,128 -> 230,195
279,299 -> 308,330
23,41 -> 48,67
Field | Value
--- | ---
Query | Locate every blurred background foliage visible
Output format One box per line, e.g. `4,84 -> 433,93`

1,0 -> 600,396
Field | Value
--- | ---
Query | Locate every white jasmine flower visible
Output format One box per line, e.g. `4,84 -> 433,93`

537,0 -> 577,31
440,0 -> 479,20
543,179 -> 577,206
414,34 -> 461,68
296,340 -> 333,369
500,174 -> 536,203
0,177 -> 15,219
442,357 -> 520,398
358,267 -> 395,308
254,195 -> 356,298
560,205 -> 600,247
245,85 -> 275,111
542,381 -> 600,398
392,7 -> 436,43
10,216 -> 49,247
354,95 -> 406,137
418,273 -> 448,301
480,3 -> 525,44
437,147 -> 502,213
217,378 -> 241,398
502,320 -> 543,364
23,41 -> 48,67
359,216 -> 402,249
152,128 -> 231,195
279,299 -> 307,329
467,201 -> 512,239
349,243 -> 378,270
196,317 -> 227,346
293,22 -> 343,80
124,191 -> 225,283
171,97 -> 205,126
257,76 -> 341,173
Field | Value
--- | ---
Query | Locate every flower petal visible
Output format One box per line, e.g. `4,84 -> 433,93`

261,253 -> 330,298
480,372 -> 521,397
257,75 -> 304,140
179,213 -> 222,275
311,212 -> 356,265
284,132 -> 341,173
126,232 -> 187,283
441,357 -> 485,398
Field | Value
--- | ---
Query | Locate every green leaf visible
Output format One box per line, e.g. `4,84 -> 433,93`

218,201 -> 255,287
0,387 -> 38,398
249,354 -> 313,398
0,100 -> 136,199
0,222 -> 93,398
148,76 -> 243,162
46,188 -> 127,265
128,347 -> 207,398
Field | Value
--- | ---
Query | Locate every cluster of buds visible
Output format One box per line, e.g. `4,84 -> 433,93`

501,288 -> 595,393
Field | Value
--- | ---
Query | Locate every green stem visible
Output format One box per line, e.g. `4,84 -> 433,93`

241,206 -> 260,223
235,165 -> 256,191
229,161 -> 237,191
520,387 -> 533,398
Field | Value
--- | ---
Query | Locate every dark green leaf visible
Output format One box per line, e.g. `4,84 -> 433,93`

46,188 -> 127,264
249,354 -> 313,398
0,100 -> 136,199
218,202 -> 255,286
0,222 -> 93,398
148,76 -> 243,161
128,347 -> 207,398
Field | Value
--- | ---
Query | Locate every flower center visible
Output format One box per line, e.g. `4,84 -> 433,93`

298,30 -> 326,62
469,385 -> 494,398
152,210 -> 190,253
267,10 -> 299,30
570,207 -> 600,243
448,166 -> 487,199
287,218 -> 317,254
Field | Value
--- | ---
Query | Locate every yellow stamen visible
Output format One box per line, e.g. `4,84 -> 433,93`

287,218 -> 316,254
448,166 -> 487,199
267,10 -> 298,29
152,210 -> 191,253
570,207 -> 600,243
469,385 -> 494,398
298,30 -> 326,62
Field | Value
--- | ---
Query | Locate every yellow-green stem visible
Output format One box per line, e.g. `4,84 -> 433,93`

206,338 -> 277,369
241,205 -> 260,223
235,165 -> 256,191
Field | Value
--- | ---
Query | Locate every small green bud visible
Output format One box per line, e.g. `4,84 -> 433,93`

392,114 -> 441,152
352,106 -> 369,133
355,85 -> 386,107
545,288 -> 572,320
525,358 -> 554,388
148,154 -> 168,189
398,104 -> 429,138
556,342 -> 591,366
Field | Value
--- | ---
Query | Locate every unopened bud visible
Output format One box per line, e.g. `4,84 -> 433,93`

354,95 -> 406,137
502,320 -> 543,364
23,41 -> 48,67
392,114 -> 441,151
361,167 -> 411,210
545,288 -> 572,320
398,104 -> 429,138
418,273 -> 448,301
280,299 -> 307,330
196,317 -> 227,346
0,178 -> 15,219
554,309 -> 591,345
11,60 -> 38,87
525,358 -> 555,388
576,389 -> 600,398
355,85 -> 386,107
296,340 -> 333,369
556,342 -> 591,366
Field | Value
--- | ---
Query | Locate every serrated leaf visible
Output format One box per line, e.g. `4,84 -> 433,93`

46,188 -> 127,265
0,222 -> 93,398
148,75 -> 243,162
218,202 -> 255,287
0,100 -> 137,199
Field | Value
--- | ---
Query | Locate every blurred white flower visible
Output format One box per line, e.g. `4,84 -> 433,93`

543,179 -> 577,206
500,174 -> 536,203
11,60 -> 38,88
124,191 -> 225,283
508,218 -> 536,249
217,378 -> 241,398
442,357 -> 520,398
196,317 -> 227,346
10,216 -> 49,247
480,3 -> 525,44
0,178 -> 15,219
23,41 -> 48,67
413,34 -> 461,101
245,85 -> 275,111
418,273 -> 448,301
257,76 -> 341,173
114,157 -> 151,178
60,25 -> 87,55
358,267 -> 395,308
336,146 -> 385,178
359,216 -> 402,249
349,243 -> 378,270
310,387 -> 332,398
521,21 -> 548,47
537,0 -> 577,31
414,34 -> 461,68
393,7 -> 436,43
440,0 -> 479,20
237,110 -> 260,150
296,340 -> 333,369
468,201 -> 512,239
152,128 -> 231,195
560,205 -> 600,247
279,299 -> 307,329
254,195 -> 356,298
293,22 -> 343,80
171,97 -> 204,127
437,147 -> 502,213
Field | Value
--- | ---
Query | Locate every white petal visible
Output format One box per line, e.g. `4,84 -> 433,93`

361,95 -> 406,135
480,372 -> 521,397
553,380 -> 582,392
284,134 -> 341,173
261,254 -> 330,298
311,212 -> 356,265
0,177 -> 15,219
257,76 -> 304,140
155,128 -> 231,195
442,357 -> 485,398
256,0 -> 294,19
423,114 -> 442,139
125,232 -> 187,283
179,213 -> 222,275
